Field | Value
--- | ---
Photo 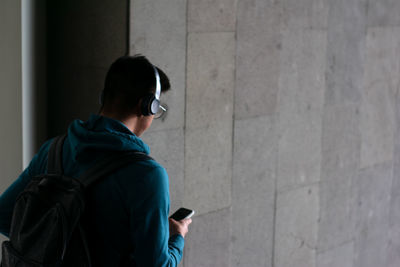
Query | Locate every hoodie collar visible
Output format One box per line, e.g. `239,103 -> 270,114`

67,114 -> 150,162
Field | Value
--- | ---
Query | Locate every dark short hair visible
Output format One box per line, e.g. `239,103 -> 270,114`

101,54 -> 170,115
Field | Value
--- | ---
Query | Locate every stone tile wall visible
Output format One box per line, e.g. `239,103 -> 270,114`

130,0 -> 400,266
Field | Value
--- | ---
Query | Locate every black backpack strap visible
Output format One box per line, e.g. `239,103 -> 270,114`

47,134 -> 67,175
76,151 -> 153,188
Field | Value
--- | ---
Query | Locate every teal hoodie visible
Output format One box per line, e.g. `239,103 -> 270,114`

0,114 -> 184,266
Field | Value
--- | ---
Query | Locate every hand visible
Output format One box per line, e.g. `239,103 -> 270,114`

169,217 -> 192,238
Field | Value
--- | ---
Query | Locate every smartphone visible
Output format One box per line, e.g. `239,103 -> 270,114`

169,207 -> 195,221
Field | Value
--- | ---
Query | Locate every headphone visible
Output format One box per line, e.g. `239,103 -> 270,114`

141,65 -> 161,116
99,64 -> 161,116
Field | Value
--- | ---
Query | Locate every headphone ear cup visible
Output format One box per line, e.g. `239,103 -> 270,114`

141,94 -> 156,116
150,99 -> 160,115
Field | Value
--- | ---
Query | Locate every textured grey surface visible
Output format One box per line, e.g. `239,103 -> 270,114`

130,0 -> 186,132
317,166 -> 355,252
232,116 -> 276,267
188,0 -> 237,32
354,162 -> 393,267
184,32 -> 234,216
359,27 -> 399,168
235,0 -> 281,119
391,144 -> 400,224
186,32 -> 235,130
367,0 -> 400,27
321,104 -> 361,172
387,225 -> 400,267
280,0 -> 329,30
184,208 -> 231,267
275,185 -> 319,267
125,0 -> 400,266
184,125 -> 232,216
392,69 -> 400,233
316,241 -> 354,267
324,0 -> 367,106
318,103 -> 361,253
276,28 -> 325,192
0,0 -> 22,189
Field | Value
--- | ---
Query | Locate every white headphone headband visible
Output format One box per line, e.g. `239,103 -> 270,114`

153,65 -> 161,100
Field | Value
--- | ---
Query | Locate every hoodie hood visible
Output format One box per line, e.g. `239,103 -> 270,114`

67,114 -> 150,163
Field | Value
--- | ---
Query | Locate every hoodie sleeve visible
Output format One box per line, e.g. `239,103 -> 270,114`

0,139 -> 52,237
130,165 -> 184,267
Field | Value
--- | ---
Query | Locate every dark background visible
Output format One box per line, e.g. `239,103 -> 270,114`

45,0 -> 128,139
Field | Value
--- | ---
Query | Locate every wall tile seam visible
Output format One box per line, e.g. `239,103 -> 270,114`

382,158 -> 395,235
183,1 -> 188,266
368,22 -> 400,28
192,205 -> 232,219
276,181 -> 320,195
187,31 -> 236,38
367,25 -> 400,31
365,0 -> 370,28
146,126 -> 185,135
390,91 -> 400,228
271,23 -> 285,262
187,30 -> 237,34
230,6 -> 238,266
234,114 -> 276,122
280,25 -> 328,32
323,15 -> 368,109
350,161 -> 359,267
323,98 -> 364,108
396,83 -> 400,108
316,46 -> 328,265
183,0 -> 189,207
357,159 -> 395,173
271,113 -> 279,267
316,238 -> 355,255
345,113 -> 361,267
185,123 -> 233,132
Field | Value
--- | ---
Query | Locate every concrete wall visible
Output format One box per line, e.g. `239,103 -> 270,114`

132,0 -> 400,266
0,0 -> 22,246
22,0 -> 47,165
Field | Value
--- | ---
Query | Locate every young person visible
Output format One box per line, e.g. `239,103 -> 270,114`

0,55 -> 191,266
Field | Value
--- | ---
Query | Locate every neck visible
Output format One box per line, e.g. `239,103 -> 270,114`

99,111 -> 143,136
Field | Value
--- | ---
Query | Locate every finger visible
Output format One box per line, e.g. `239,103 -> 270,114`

169,218 -> 178,225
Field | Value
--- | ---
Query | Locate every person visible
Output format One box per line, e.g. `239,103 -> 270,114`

0,55 -> 192,266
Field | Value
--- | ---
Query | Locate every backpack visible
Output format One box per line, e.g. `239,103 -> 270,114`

1,134 -> 152,266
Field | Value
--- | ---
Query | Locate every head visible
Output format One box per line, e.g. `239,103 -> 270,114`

99,55 -> 170,134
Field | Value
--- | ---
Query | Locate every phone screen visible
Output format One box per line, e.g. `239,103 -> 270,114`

170,208 -> 194,221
